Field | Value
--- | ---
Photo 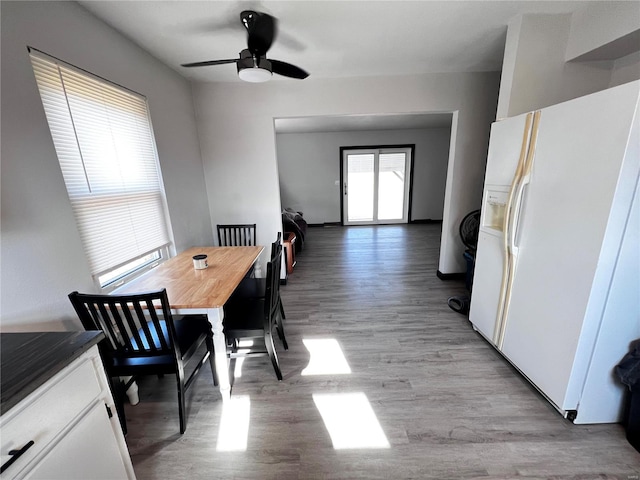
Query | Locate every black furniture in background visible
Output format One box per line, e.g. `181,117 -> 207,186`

282,209 -> 307,253
68,289 -> 217,434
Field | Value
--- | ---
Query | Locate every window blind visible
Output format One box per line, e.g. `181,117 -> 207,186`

29,49 -> 170,277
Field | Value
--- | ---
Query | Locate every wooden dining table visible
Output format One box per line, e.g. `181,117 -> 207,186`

113,246 -> 263,400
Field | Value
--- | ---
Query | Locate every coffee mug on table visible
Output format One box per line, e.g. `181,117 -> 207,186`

192,254 -> 208,270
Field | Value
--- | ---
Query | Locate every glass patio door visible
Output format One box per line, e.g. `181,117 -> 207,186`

342,147 -> 412,225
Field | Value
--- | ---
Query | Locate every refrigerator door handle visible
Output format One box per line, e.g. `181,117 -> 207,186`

493,112 -> 534,345
497,111 -> 541,349
510,111 -> 541,255
508,182 -> 525,257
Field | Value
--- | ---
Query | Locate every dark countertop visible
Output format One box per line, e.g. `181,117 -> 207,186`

1,331 -> 104,416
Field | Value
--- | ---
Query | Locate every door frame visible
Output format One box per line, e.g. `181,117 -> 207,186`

339,144 -> 415,225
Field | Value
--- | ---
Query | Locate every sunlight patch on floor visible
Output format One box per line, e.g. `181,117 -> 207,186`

231,340 -> 254,378
233,357 -> 246,378
313,392 -> 390,449
216,395 -> 250,452
302,338 -> 352,375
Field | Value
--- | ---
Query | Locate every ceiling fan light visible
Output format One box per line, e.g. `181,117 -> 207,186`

239,67 -> 272,83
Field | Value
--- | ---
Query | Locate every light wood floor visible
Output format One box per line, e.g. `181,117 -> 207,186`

124,224 -> 639,479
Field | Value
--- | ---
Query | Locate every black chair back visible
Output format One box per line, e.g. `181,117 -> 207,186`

272,231 -> 282,255
69,289 -> 180,365
217,224 -> 257,246
264,244 -> 283,331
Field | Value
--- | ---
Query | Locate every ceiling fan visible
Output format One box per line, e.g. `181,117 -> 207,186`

181,10 -> 309,82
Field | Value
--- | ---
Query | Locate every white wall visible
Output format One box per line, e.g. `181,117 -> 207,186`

566,1 -> 640,61
193,73 -> 499,275
610,51 -> 640,88
497,14 -> 612,118
497,5 -> 640,119
0,1 -> 213,331
276,127 -> 451,224
495,15 -> 523,120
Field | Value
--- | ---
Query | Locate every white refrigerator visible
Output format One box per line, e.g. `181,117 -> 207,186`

469,80 -> 640,424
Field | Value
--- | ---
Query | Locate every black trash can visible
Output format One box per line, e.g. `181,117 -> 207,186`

616,340 -> 640,453
459,210 -> 480,293
463,250 -> 475,292
625,392 -> 640,453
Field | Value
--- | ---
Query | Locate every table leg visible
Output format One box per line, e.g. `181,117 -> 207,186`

207,307 -> 231,400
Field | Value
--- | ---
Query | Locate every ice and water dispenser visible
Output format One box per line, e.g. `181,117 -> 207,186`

482,188 -> 509,234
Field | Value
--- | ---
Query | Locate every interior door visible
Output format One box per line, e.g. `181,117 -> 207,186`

342,147 -> 412,225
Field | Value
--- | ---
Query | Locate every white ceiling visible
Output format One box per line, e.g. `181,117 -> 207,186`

80,0 -> 598,84
77,1 -> 605,133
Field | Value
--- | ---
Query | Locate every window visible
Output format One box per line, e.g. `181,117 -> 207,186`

29,48 -> 171,288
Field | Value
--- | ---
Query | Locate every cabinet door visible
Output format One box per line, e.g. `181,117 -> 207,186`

24,401 -> 129,480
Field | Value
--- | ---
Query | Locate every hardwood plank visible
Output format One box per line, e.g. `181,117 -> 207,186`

122,225 -> 640,479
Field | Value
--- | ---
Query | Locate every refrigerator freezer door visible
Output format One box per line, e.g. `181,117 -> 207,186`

483,113 -> 532,186
469,230 -> 506,344
469,112 -> 533,346
500,81 -> 640,416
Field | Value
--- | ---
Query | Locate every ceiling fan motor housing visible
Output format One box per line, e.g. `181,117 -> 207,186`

237,50 -> 273,82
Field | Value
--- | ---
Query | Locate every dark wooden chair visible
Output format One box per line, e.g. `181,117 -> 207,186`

223,243 -> 285,380
228,232 -> 288,349
68,289 -> 216,434
217,223 -> 258,277
217,224 -> 257,246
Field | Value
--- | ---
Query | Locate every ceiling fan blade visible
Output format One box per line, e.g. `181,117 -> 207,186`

270,59 -> 309,79
181,59 -> 238,68
242,10 -> 276,55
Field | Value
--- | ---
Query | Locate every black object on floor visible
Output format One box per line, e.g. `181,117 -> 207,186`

459,210 -> 481,293
447,296 -> 470,315
616,339 -> 640,452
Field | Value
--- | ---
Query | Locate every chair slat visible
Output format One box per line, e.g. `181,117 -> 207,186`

114,300 -> 140,353
89,302 -> 120,351
147,299 -> 170,351
132,300 -> 155,352
217,224 -> 256,246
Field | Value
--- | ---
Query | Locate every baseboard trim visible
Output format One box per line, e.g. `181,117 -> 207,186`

410,219 -> 443,224
308,222 -> 341,228
310,221 -> 442,227
437,270 -> 465,281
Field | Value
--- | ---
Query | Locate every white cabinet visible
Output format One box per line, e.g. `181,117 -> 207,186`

0,345 -> 136,479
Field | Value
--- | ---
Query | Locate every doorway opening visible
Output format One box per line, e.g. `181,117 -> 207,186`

340,145 -> 414,225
